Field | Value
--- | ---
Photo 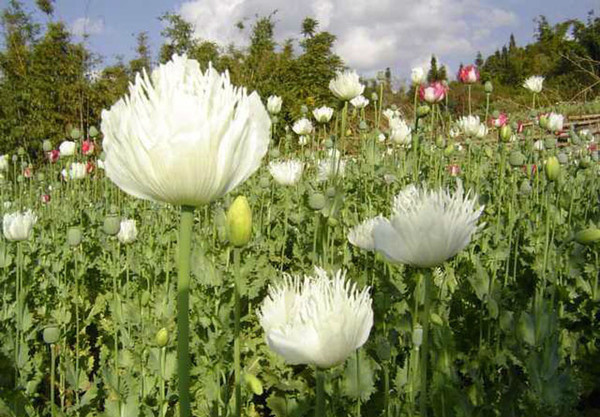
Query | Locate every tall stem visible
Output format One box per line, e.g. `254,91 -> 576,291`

419,269 -> 432,417
177,206 -> 195,417
50,344 -> 56,417
468,85 -> 472,115
356,350 -> 361,417
315,368 -> 326,417
233,248 -> 242,417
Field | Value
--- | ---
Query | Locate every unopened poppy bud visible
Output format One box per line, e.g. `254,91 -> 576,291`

509,151 -> 525,167
500,125 -> 512,142
413,324 -> 423,347
545,156 -> 560,181
70,128 -> 81,140
417,105 -> 430,118
227,196 -> 252,247
156,327 -> 169,347
42,140 -> 52,152
89,126 -> 99,138
244,373 -> 264,395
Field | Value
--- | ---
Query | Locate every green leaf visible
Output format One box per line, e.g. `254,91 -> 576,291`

342,350 -> 376,401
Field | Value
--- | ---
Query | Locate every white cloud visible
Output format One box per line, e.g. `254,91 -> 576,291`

177,0 -> 518,77
71,17 -> 105,37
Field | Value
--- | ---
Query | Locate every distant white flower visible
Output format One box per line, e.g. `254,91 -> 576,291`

457,115 -> 486,138
533,140 -> 545,151
3,210 -> 37,241
383,108 -> 401,121
59,140 -> 76,156
523,76 -> 544,93
411,67 -> 427,85
350,95 -> 369,109
378,133 -> 386,142
269,160 -> 304,186
258,267 -> 373,368
313,106 -> 334,123
449,128 -> 460,139
3,201 -> 11,209
372,184 -> 484,267
117,219 -> 138,244
267,95 -> 282,115
329,70 -> 364,101
292,118 -> 313,136
389,118 -> 412,145
0,155 -> 8,171
62,162 -> 87,180
317,150 -> 346,181
98,159 -> 105,170
547,112 -> 564,132
298,135 -> 309,146
348,216 -> 386,251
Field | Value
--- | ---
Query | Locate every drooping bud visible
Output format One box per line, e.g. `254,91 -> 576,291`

574,228 -> 600,245
545,156 -> 560,181
227,196 -> 252,247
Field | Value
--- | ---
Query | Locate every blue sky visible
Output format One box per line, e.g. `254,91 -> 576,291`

11,0 -> 599,82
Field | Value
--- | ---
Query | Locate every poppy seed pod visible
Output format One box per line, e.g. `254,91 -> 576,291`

67,226 -> 83,246
155,327 -> 169,347
484,81 -> 493,93
43,325 -> 60,344
103,214 -> 121,236
545,156 -> 560,181
42,140 -> 52,152
574,228 -> 600,245
227,196 -> 252,247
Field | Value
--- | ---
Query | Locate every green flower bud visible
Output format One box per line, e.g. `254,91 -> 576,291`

89,126 -> 99,138
18,147 -> 26,156
509,151 -> 525,167
545,156 -> 560,181
155,327 -> 169,347
67,226 -> 82,246
359,120 -> 368,130
574,228 -> 600,245
371,92 -> 378,101
500,125 -> 513,142
43,325 -> 60,344
36,173 -> 45,182
538,114 -> 549,130
308,193 -> 326,210
444,144 -> 454,156
42,140 -> 52,152
244,373 -> 264,396
325,186 -> 336,198
484,81 -> 493,93
417,105 -> 430,118
141,290 -> 151,306
435,135 -> 445,148
520,180 -> 532,195
327,217 -> 338,227
324,138 -> 334,148
70,128 -> 81,140
103,214 -> 121,236
227,196 -> 252,247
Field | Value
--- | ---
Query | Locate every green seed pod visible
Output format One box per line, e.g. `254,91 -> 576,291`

155,327 -> 169,347
484,81 -> 493,94
574,228 -> 600,245
520,180 -> 532,195
412,324 -> 423,347
67,226 -> 82,246
325,186 -> 336,198
509,151 -> 525,167
42,140 -> 53,152
371,92 -> 378,101
70,128 -> 81,140
43,325 -> 60,344
327,217 -> 338,227
270,148 -> 280,158
538,114 -> 549,130
103,214 -> 121,236
359,120 -> 368,130
324,138 -> 334,148
89,126 -> 99,138
227,196 -> 252,247
417,105 -> 430,118
17,147 -> 26,156
545,156 -> 560,181
308,193 -> 326,210
557,152 -> 568,165
36,173 -> 45,182
544,137 -> 556,149
500,125 -> 513,142
259,176 -> 270,189
244,373 -> 264,396
141,290 -> 151,306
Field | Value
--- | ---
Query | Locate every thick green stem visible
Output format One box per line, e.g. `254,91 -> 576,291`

468,85 -> 472,115
356,350 -> 361,417
383,365 -> 389,417
315,368 -> 326,417
233,248 -> 242,417
50,344 -> 55,417
177,206 -> 195,417
419,270 -> 432,417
